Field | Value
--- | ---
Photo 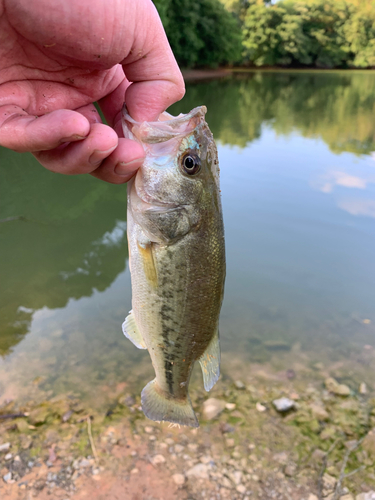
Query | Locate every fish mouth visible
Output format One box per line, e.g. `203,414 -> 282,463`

122,105 -> 207,144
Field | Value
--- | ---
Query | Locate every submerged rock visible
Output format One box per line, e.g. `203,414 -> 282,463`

273,452 -> 288,464
20,435 -> 32,450
202,398 -> 226,420
28,406 -> 50,425
272,397 -> 295,413
362,428 -> 375,459
16,419 -> 29,433
225,438 -> 235,447
284,463 -> 297,477
0,442 -> 11,452
255,402 -> 267,412
309,402 -> 329,421
234,380 -> 245,390
325,377 -> 350,396
62,410 -> 73,422
220,422 -> 234,434
359,382 -> 368,395
322,472 -> 336,495
311,449 -> 326,462
320,426 -> 338,441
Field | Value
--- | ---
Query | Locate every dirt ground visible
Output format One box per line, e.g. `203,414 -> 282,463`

1,353 -> 375,500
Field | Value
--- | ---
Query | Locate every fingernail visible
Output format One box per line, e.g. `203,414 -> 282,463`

114,158 -> 143,175
89,146 -> 117,166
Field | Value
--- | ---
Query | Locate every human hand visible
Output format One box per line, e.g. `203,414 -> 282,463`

0,0 -> 185,183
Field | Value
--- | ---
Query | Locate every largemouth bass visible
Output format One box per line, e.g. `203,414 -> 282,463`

122,105 -> 225,428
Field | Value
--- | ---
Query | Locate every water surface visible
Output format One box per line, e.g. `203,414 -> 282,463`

1,70 -> 375,406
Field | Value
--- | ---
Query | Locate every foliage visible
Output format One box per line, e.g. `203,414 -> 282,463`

242,0 -> 375,68
153,0 -> 242,67
243,0 -> 350,67
344,5 -> 375,68
153,0 -> 375,68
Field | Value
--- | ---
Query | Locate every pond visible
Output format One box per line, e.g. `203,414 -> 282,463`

1,70 -> 375,410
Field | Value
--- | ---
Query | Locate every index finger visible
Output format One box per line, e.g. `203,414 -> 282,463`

0,105 -> 90,152
121,0 -> 185,122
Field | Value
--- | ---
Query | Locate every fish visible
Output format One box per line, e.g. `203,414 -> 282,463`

121,105 -> 225,428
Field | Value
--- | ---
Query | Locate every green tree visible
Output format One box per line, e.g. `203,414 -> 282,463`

242,2 -> 310,66
344,4 -> 375,67
242,0 -> 353,68
153,0 -> 242,67
293,0 -> 352,68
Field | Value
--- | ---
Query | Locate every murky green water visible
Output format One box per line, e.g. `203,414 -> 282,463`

1,71 -> 375,407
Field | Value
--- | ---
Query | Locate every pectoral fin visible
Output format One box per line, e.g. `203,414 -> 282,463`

198,328 -> 220,391
122,310 -> 147,349
137,241 -> 158,288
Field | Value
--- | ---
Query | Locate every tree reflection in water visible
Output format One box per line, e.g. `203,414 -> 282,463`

171,70 -> 375,155
0,151 -> 128,355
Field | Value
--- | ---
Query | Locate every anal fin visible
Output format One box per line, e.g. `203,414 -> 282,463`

122,310 -> 147,349
198,328 -> 220,391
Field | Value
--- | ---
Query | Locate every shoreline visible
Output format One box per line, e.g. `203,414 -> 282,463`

182,68 -> 232,81
182,67 -> 375,81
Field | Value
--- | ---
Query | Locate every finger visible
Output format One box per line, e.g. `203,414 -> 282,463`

90,137 -> 144,184
122,1 -> 185,122
33,122 -> 119,174
0,106 -> 90,152
97,67 -> 130,128
75,103 -> 103,125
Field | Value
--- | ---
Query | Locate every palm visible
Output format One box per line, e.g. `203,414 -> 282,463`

0,0 -> 184,182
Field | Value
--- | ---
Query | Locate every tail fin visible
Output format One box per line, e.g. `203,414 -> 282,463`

141,379 -> 199,428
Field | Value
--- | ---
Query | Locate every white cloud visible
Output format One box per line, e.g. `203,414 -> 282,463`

337,199 -> 375,218
314,170 -> 370,193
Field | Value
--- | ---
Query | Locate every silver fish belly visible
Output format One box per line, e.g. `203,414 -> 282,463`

122,105 -> 225,428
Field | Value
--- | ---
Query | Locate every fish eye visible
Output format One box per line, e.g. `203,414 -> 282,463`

181,153 -> 201,176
